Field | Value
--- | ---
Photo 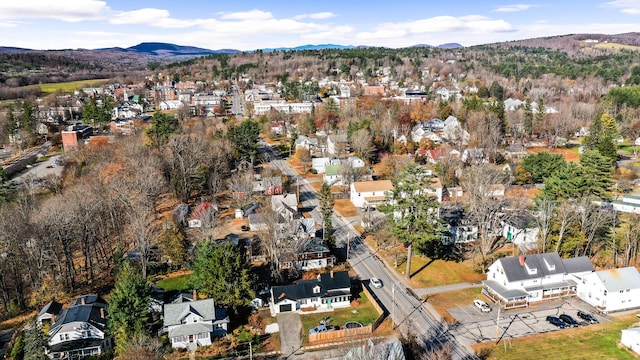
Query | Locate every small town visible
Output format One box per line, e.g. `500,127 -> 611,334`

3,2 -> 640,360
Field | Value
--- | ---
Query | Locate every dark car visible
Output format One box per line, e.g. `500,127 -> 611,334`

559,314 -> 579,327
546,316 -> 567,329
577,310 -> 598,324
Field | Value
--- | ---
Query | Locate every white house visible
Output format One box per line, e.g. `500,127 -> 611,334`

502,214 -> 540,252
159,100 -> 184,111
163,297 -> 230,349
323,165 -> 342,186
350,180 -> 394,209
270,271 -> 351,316
312,157 -> 340,174
294,135 -> 319,151
46,295 -> 112,359
621,327 -> 640,356
483,253 -> 594,309
608,195 -> 640,215
346,156 -> 365,169
576,267 -> 640,314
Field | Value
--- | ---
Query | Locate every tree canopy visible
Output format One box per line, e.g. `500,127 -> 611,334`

190,240 -> 254,311
227,120 -> 260,162
521,151 -> 566,183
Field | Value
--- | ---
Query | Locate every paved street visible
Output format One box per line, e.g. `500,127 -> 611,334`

263,143 -> 477,359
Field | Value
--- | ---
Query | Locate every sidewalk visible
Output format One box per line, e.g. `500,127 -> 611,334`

414,282 -> 483,297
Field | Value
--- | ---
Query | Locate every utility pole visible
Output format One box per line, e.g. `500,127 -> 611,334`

392,283 -> 397,330
249,341 -> 253,360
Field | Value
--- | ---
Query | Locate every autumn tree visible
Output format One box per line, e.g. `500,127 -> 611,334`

350,128 -> 375,162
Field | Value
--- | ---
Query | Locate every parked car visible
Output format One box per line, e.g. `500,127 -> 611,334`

473,299 -> 491,313
559,314 -> 579,327
546,316 -> 567,328
577,310 -> 598,324
370,277 -> 383,288
309,325 -> 328,334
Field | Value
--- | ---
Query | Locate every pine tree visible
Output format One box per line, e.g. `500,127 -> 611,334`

190,240 -> 254,311
23,317 -> 49,360
318,182 -> 335,249
108,260 -> 150,354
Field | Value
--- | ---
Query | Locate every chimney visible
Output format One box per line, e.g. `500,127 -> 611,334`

81,297 -> 85,305
100,307 -> 105,319
51,314 -> 55,324
193,290 -> 197,301
519,255 -> 526,267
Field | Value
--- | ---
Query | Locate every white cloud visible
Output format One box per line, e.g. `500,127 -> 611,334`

493,4 -> 535,12
109,8 -> 202,28
294,12 -> 335,20
603,0 -> 640,14
0,0 -> 109,22
219,9 -> 274,21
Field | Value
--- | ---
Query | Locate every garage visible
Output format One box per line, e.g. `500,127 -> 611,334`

279,304 -> 292,312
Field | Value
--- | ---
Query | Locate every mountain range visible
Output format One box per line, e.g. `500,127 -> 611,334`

0,42 -> 464,58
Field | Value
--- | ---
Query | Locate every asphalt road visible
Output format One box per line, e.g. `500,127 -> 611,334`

263,143 -> 477,359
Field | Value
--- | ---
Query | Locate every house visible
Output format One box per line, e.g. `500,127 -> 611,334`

461,148 -> 487,164
46,295 -> 112,359
37,300 -> 62,327
295,237 -> 335,271
503,98 -> 525,111
312,157 -> 340,174
425,118 -> 445,132
270,271 -> 352,315
188,202 -> 218,228
440,208 -> 478,245
504,144 -> 528,161
483,253 -> 594,309
323,164 -> 342,185
271,193 -> 299,220
350,180 -> 394,209
502,214 -> 539,252
253,176 -> 283,195
294,135 -> 319,151
163,297 -> 230,349
327,134 -> 348,155
441,116 -> 470,146
621,327 -> 640,356
346,156 -> 365,169
576,267 -> 640,313
410,126 -> 442,144
159,100 -> 184,111
608,195 -> 640,215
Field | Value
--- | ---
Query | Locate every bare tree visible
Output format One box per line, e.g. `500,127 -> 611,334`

619,215 -> 640,267
350,128 -> 375,162
554,199 -> 578,253
165,134 -> 209,204
535,198 -> 556,252
229,171 -> 255,209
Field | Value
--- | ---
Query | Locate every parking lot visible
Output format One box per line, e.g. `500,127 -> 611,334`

448,297 -> 609,347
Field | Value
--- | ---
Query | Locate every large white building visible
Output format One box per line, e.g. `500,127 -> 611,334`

350,180 -> 394,209
576,266 -> 640,314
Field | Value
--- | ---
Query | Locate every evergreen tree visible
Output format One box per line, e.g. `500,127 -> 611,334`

20,101 -> 36,132
108,260 -> 150,355
524,99 -> 534,137
318,182 -> 335,249
379,163 -> 444,278
585,112 -> 618,161
144,112 -> 177,148
521,151 -> 566,183
23,317 -> 49,360
81,97 -> 100,124
227,120 -> 260,162
0,167 -> 15,204
580,150 -> 614,200
190,240 -> 254,311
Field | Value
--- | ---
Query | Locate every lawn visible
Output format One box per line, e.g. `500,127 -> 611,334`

300,290 -> 381,342
28,78 -> 111,96
425,287 -> 483,323
155,273 -> 192,292
334,199 -> 359,217
473,313 -> 640,360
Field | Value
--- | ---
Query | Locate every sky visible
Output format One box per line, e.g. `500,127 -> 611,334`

2,0 -> 640,51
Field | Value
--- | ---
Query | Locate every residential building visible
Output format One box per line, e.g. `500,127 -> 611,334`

440,208 -> 478,245
46,295 -> 111,359
270,271 -> 351,315
294,135 -> 319,152
163,297 -> 229,349
327,134 -> 348,155
502,214 -> 539,252
608,195 -> 640,215
483,253 -> 594,309
37,300 -> 62,327
295,237 -> 335,271
350,180 -> 394,209
621,327 -> 640,356
504,144 -> 528,161
323,165 -> 342,185
61,124 -> 94,152
312,157 -> 340,174
576,267 -> 640,313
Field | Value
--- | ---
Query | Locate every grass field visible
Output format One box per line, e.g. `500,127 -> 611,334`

473,313 -> 640,360
425,287 -> 483,323
155,273 -> 192,292
334,199 -> 358,217
594,42 -> 640,51
27,78 -> 110,96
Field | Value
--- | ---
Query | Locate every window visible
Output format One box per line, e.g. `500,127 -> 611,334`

313,285 -> 321,294
317,252 -> 323,257
60,333 -> 69,341
301,299 -> 307,305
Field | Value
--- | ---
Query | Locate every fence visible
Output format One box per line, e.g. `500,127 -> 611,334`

308,285 -> 387,343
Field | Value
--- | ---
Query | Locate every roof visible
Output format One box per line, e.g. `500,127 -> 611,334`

300,237 -> 330,254
352,180 -> 393,193
505,213 -> 537,229
325,165 -> 341,176
483,280 -> 529,301
49,297 -> 107,337
272,271 -> 351,303
168,323 -> 213,338
496,253 -> 594,283
38,300 -> 62,318
594,267 -> 640,292
164,298 -> 226,326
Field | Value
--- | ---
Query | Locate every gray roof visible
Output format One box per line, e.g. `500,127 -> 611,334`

164,298 -> 227,326
38,300 -> 62,318
168,323 -> 213,338
595,267 -> 640,292
483,280 -> 529,301
49,298 -> 107,336
497,253 -> 593,282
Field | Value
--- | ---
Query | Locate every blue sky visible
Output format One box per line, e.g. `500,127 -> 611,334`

1,0 -> 640,50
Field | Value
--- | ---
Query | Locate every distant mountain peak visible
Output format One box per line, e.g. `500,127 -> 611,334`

96,42 -> 239,58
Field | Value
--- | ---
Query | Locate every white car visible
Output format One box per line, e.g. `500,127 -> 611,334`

369,277 -> 383,288
473,299 -> 491,313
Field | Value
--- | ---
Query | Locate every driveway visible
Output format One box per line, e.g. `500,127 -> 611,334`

277,312 -> 302,358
